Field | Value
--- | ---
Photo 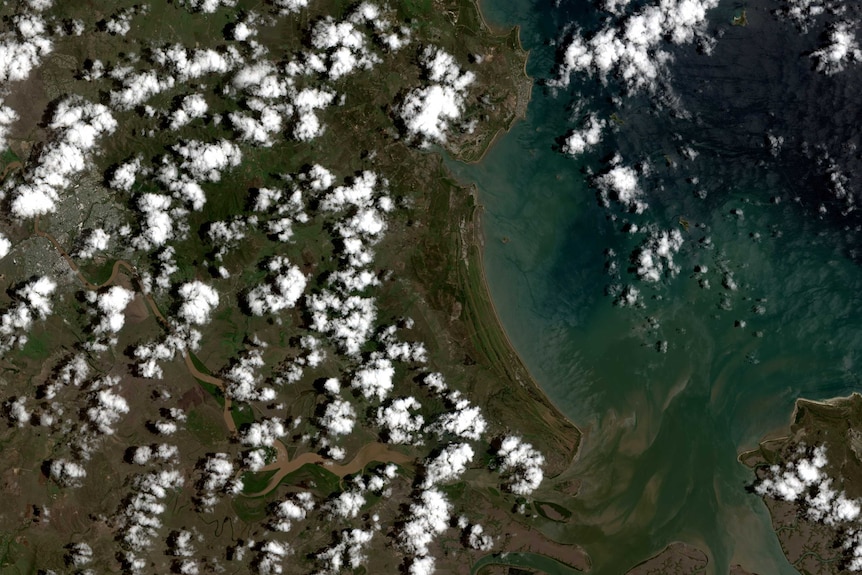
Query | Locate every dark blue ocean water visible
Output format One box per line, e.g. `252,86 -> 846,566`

452,0 -> 862,572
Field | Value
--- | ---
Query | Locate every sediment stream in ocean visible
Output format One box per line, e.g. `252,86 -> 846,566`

450,0 -> 862,572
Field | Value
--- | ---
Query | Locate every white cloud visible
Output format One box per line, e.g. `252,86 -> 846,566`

594,155 -> 648,213
49,458 -> 87,487
222,348 -> 275,402
0,232 -> 10,260
428,393 -> 486,441
270,491 -> 314,532
105,10 -> 133,36
86,382 -> 130,435
169,93 -> 209,130
399,46 -> 474,145
552,0 -> 719,94
0,276 -> 57,354
273,0 -> 309,14
0,13 -> 52,86
132,193 -> 177,249
291,88 -> 335,141
246,256 -> 308,315
109,156 -> 142,192
777,0 -> 839,30
422,442 -> 474,488
177,280 -> 220,325
85,285 -> 134,351
397,488 -> 451,556
153,44 -> 243,82
240,418 -> 286,447
110,70 -> 176,110
315,529 -> 375,574
308,291 -> 377,355
181,0 -> 237,13
65,542 -> 93,567
634,228 -> 684,282
319,397 -> 356,436
811,21 -> 861,75
76,228 -> 110,260
350,353 -> 395,401
172,139 -> 242,182
563,114 -> 605,157
376,396 -> 424,444
494,435 -> 545,496
196,452 -> 242,511
9,98 -> 116,218
325,490 -> 366,519
465,523 -> 494,551
423,372 -> 447,394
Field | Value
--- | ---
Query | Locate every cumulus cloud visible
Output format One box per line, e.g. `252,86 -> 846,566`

399,46 -> 475,145
319,397 -> 356,436
131,193 -> 180,250
397,488 -> 451,556
65,542 -> 93,567
634,228 -> 684,282
325,489 -> 366,519
172,139 -> 242,182
428,392 -> 487,441
315,528 -> 375,574
421,442 -> 474,488
109,156 -> 142,192
9,97 -> 117,218
84,285 -> 134,351
169,93 -> 208,130
152,44 -> 242,83
494,435 -> 545,496
49,458 -> 87,487
118,469 -> 184,561
240,417 -> 286,447
464,523 -> 494,551
308,291 -> 377,356
752,443 -> 862,570
177,280 -> 220,325
350,353 -> 395,401
0,12 -> 53,86
85,377 -> 129,435
811,22 -> 861,75
563,114 -> 606,157
376,396 -> 424,444
181,0 -> 236,13
246,256 -> 307,315
196,452 -> 243,511
594,155 -> 648,213
0,233 -> 11,261
273,0 -> 309,14
777,0 -> 841,31
291,88 -> 335,141
221,348 -> 276,403
75,228 -> 110,260
269,491 -> 314,532
0,276 -> 58,354
133,326 -> 202,379
552,0 -> 719,94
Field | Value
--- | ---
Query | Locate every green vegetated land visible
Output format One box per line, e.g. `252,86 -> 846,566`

742,394 -> 862,575
0,0 -> 586,573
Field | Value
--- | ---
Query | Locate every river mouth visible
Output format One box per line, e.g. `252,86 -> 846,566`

455,0 -> 862,573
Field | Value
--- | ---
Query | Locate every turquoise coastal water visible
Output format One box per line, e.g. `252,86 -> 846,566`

452,1 -> 862,573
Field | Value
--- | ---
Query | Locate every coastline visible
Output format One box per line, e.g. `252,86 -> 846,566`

440,0 -> 583,472
469,192 -> 583,465
739,392 -> 862,466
